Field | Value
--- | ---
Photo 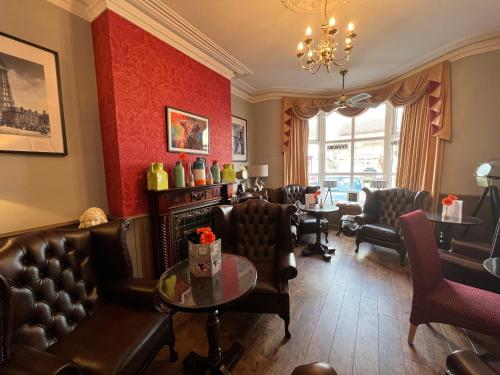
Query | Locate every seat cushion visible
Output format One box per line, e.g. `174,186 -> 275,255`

427,280 -> 500,336
48,304 -> 169,375
254,262 -> 279,294
360,223 -> 399,243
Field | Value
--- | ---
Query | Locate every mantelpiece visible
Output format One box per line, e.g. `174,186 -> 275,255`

148,183 -> 239,277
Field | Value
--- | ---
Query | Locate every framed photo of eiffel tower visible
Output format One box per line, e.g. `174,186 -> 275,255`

0,32 -> 67,155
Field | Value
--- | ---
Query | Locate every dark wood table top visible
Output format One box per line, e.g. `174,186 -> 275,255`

157,254 -> 257,312
304,206 -> 339,215
483,257 -> 500,279
424,211 -> 483,226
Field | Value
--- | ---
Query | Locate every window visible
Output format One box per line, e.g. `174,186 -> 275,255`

308,103 -> 402,204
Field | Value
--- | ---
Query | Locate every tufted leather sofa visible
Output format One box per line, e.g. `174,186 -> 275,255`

279,184 -> 328,243
354,187 -> 427,265
213,199 -> 298,338
0,220 -> 176,375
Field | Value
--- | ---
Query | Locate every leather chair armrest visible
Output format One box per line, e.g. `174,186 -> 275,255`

279,252 -> 298,281
451,239 -> 491,260
90,220 -> 134,283
105,278 -> 166,312
447,350 -> 499,375
354,213 -> 377,225
0,345 -> 79,375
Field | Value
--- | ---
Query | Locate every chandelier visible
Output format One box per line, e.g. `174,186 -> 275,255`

295,0 -> 357,73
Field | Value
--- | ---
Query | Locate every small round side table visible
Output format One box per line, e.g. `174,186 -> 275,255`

157,254 -> 257,375
301,206 -> 338,261
483,257 -> 500,280
424,212 -> 482,250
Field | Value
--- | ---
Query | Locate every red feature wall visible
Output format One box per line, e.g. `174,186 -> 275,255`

92,10 -> 232,217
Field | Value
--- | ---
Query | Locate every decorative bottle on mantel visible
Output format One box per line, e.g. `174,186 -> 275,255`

186,163 -> 195,187
193,157 -> 207,186
211,160 -> 221,184
147,162 -> 168,191
174,161 -> 185,188
206,165 -> 213,185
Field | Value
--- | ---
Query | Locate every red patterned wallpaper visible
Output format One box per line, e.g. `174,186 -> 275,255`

92,11 -> 232,217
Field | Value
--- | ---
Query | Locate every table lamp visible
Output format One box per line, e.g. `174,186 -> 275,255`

370,180 -> 388,190
248,165 -> 268,191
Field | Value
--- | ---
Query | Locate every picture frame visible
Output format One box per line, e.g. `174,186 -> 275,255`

348,191 -> 359,202
166,106 -> 209,155
0,32 -> 67,155
231,115 -> 247,161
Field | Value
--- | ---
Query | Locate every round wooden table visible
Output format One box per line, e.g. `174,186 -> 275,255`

301,206 -> 338,261
483,257 -> 500,280
157,254 -> 257,375
424,212 -> 482,250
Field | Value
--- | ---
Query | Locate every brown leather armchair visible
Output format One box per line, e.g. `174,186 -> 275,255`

0,220 -> 176,375
439,219 -> 500,293
279,184 -> 328,244
213,199 -> 298,338
447,350 -> 500,375
354,187 -> 427,265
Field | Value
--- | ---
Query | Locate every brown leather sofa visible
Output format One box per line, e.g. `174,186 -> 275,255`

447,350 -> 500,375
279,184 -> 328,243
213,199 -> 298,338
439,219 -> 500,293
0,220 -> 176,375
354,187 -> 427,265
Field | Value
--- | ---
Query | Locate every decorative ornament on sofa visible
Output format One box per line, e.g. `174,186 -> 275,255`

0,32 -> 67,155
78,207 -> 108,228
231,115 -> 247,161
166,106 -> 209,155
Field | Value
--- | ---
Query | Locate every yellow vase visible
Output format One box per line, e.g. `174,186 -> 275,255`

147,162 -> 169,190
221,164 -> 236,183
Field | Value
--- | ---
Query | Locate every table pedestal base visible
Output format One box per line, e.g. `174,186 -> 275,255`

183,342 -> 243,374
302,242 -> 335,261
183,310 -> 243,374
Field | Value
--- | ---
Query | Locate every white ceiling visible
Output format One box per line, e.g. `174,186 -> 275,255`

160,0 -> 500,94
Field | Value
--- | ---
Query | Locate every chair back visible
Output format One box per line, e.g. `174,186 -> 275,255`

364,188 -> 427,227
400,210 -> 442,296
280,184 -> 319,204
0,229 -> 103,352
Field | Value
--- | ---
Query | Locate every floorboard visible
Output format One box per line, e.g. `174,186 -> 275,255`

146,233 -> 500,375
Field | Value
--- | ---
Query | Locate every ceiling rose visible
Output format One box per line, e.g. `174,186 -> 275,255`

281,0 -> 352,14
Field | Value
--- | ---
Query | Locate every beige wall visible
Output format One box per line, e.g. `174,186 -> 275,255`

441,50 -> 500,195
0,0 -> 107,235
252,99 -> 284,188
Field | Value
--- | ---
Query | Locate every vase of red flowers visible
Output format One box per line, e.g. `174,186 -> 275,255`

442,194 -> 458,219
188,226 -> 221,277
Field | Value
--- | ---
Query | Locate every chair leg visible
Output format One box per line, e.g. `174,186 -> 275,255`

399,252 -> 405,267
279,310 -> 291,339
355,240 -> 360,253
324,229 -> 329,243
408,324 -> 418,345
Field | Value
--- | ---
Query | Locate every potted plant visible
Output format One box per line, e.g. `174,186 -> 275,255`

188,226 -> 222,277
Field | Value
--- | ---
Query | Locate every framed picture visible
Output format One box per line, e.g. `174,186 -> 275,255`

231,115 -> 247,161
0,32 -> 67,155
166,107 -> 209,154
348,191 -> 359,202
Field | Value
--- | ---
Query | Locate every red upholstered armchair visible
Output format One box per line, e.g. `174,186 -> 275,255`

399,210 -> 500,345
0,220 -> 176,375
214,199 -> 298,338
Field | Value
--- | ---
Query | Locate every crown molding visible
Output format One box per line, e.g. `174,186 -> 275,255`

46,0 -> 91,20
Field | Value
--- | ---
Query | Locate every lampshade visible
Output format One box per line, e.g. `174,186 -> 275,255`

323,180 -> 337,188
248,165 -> 268,178
370,180 -> 388,189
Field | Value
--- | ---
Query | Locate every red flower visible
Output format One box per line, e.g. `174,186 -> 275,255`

179,153 -> 186,161
447,194 -> 458,201
442,197 -> 454,206
200,231 -> 216,244
196,226 -> 212,234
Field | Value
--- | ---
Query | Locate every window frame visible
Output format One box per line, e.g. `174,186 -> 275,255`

308,102 -> 401,197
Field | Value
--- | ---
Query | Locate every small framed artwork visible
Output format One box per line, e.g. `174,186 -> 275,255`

0,32 -> 67,155
166,107 -> 209,154
348,191 -> 359,202
231,115 -> 247,161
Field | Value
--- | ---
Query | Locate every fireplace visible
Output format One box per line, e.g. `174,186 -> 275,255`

148,183 -> 238,277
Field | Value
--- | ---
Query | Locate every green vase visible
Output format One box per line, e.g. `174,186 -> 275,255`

147,162 -> 168,191
211,161 -> 220,184
174,161 -> 185,188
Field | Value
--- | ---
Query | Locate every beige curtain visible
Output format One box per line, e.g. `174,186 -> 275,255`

283,109 -> 309,185
282,61 -> 451,203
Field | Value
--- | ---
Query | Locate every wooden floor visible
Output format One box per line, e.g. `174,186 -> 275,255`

146,232 -> 500,375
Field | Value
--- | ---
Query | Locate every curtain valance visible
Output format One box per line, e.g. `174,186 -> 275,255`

282,61 -> 451,152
